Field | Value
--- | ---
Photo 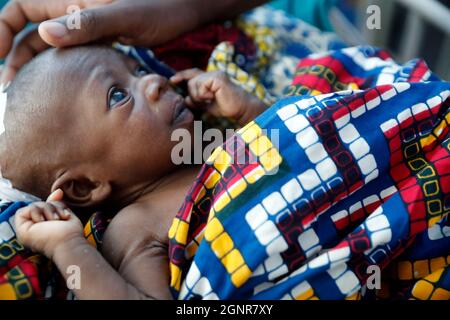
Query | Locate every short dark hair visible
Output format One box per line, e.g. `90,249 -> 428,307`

1,49 -> 64,199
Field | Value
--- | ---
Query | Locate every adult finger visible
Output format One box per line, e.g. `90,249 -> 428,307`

0,27 -> 49,84
38,2 -> 133,48
0,0 -> 83,58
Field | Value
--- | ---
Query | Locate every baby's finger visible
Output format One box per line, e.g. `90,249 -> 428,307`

54,206 -> 72,220
29,207 -> 45,223
197,81 -> 215,101
187,78 -> 201,102
47,189 -> 64,202
15,207 -> 32,221
185,96 -> 195,108
39,204 -> 60,221
14,208 -> 33,230
47,199 -> 68,211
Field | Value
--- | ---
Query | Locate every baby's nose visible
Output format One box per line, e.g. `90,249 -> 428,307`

141,74 -> 169,103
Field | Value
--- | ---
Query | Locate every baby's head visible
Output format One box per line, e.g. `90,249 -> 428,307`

0,46 -> 194,209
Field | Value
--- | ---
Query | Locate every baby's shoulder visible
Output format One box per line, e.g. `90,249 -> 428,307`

105,202 -> 157,238
100,202 -> 165,267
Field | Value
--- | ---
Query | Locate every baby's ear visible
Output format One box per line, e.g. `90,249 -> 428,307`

52,171 -> 111,208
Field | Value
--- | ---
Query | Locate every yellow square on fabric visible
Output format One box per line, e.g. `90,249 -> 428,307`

221,249 -> 245,274
249,136 -> 272,156
245,166 -> 266,184
231,265 -> 252,288
207,146 -> 224,164
348,82 -> 359,90
429,216 -> 443,227
211,233 -> 234,259
170,263 -> 181,291
295,288 -> 314,300
240,122 -> 262,143
236,70 -> 249,83
186,241 -> 199,259
445,112 -> 450,123
205,171 -> 221,189
215,51 -> 226,62
433,120 -> 446,137
86,235 -> 96,248
430,257 -> 446,273
213,150 -> 232,175
0,283 -> 16,300
168,218 -> 180,239
213,192 -> 231,212
431,288 -> 450,300
238,120 -> 255,136
175,221 -> 189,245
228,179 -> 247,199
413,260 -> 430,279
194,187 -> 206,204
398,261 -> 413,280
412,281 -> 434,300
205,218 -> 224,242
420,135 -> 436,149
426,268 -> 444,283
260,148 -> 282,171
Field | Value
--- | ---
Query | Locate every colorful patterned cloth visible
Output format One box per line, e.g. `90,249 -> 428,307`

2,7 -> 448,300
0,201 -> 44,299
168,46 -> 450,300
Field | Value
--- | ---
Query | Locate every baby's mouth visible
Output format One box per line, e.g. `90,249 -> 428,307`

172,95 -> 193,126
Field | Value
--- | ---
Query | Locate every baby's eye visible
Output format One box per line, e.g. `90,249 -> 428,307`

108,87 -> 130,109
134,65 -> 150,77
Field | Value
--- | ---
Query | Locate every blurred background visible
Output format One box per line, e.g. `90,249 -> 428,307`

0,0 -> 449,79
271,0 -> 450,80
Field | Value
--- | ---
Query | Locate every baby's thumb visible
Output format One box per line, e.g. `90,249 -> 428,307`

47,189 -> 64,202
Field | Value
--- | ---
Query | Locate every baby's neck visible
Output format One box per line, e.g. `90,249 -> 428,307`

111,165 -> 200,212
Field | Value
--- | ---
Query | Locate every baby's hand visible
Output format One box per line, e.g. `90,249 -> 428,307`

15,189 -> 84,259
170,69 -> 266,126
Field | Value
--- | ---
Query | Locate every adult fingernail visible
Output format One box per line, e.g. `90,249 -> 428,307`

41,21 -> 68,39
53,213 -> 59,219
63,209 -> 71,217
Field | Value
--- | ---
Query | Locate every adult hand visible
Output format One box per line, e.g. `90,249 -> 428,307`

0,0 -> 268,84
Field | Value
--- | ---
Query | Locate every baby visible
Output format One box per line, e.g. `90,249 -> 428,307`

0,46 -> 266,299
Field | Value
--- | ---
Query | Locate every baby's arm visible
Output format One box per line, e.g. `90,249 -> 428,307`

171,69 -> 267,126
15,191 -> 171,300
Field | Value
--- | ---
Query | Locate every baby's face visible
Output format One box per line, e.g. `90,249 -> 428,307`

47,47 -> 194,188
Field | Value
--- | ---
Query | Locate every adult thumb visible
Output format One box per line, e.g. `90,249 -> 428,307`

37,5 -> 125,48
